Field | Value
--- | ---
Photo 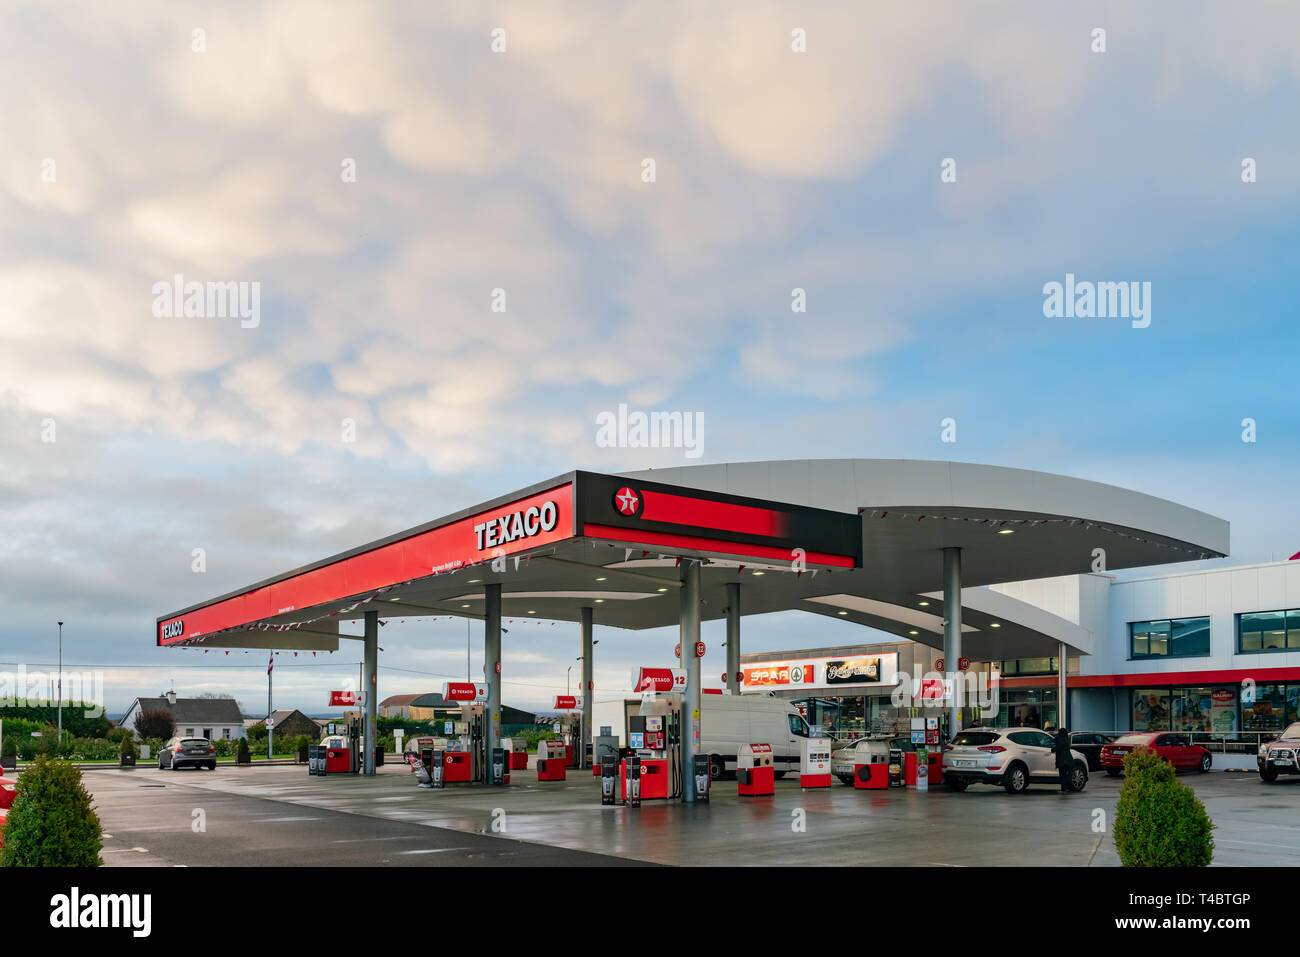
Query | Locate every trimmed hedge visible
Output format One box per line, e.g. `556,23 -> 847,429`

1114,747 -> 1214,866
0,705 -> 108,738
1,757 -> 102,866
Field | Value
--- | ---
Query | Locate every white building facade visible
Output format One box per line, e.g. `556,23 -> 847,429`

993,559 -> 1300,737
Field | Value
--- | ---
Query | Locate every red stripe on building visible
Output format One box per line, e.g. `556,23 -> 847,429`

582,523 -> 854,567
1000,666 -> 1300,690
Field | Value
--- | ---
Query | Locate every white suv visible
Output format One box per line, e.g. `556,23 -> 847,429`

942,728 -> 1089,793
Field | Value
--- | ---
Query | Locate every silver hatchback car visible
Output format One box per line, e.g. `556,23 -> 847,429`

159,736 -> 217,771
942,728 -> 1088,793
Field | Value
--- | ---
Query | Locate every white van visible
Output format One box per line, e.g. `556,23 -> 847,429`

592,693 -> 812,779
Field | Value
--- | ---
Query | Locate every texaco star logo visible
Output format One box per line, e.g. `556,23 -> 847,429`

613,486 -> 641,516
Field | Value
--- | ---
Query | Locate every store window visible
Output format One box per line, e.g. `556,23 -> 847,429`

1129,617 -> 1210,659
1238,610 -> 1300,653
1000,658 -> 1057,676
1130,690 -> 1171,731
996,689 -> 1057,730
1241,683 -> 1300,733
1169,688 -> 1214,733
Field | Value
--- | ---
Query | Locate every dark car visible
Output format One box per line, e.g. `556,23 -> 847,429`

1258,721 -> 1300,783
1067,731 -> 1115,772
159,736 -> 216,770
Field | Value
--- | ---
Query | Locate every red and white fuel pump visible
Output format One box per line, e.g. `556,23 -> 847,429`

553,695 -> 584,768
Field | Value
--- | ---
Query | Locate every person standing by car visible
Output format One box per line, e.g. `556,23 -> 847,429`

1053,727 -> 1073,792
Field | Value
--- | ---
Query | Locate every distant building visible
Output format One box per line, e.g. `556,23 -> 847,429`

119,691 -> 245,741
378,692 -> 535,725
247,709 -> 321,740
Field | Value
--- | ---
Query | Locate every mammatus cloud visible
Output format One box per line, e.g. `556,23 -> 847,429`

1,1 -> 1297,706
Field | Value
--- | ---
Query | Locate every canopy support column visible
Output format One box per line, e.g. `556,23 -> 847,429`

581,606 -> 593,768
485,583 -> 502,784
725,582 -> 741,694
942,546 -> 962,738
1057,640 -> 1068,731
363,610 -> 378,775
679,559 -> 701,803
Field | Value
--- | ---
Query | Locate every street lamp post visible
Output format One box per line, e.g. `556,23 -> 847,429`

56,621 -> 63,740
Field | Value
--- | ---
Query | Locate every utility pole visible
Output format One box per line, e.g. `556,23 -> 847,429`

57,621 -> 63,740
267,652 -> 274,760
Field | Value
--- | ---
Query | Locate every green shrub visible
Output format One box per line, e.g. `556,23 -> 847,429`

1114,747 -> 1214,867
0,705 -> 108,738
67,737 -> 118,761
0,757 -> 102,866
236,738 -> 250,763
106,726 -> 135,745
119,735 -> 135,757
1,737 -> 15,758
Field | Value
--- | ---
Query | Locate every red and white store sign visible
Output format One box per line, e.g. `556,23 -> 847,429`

740,653 -> 899,693
443,682 -> 488,703
157,483 -> 573,645
553,695 -> 583,710
748,743 -> 773,754
918,678 -> 951,704
631,667 -> 686,692
328,690 -> 356,707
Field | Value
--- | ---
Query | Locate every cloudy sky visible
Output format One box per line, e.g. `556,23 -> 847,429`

2,1 -> 1297,717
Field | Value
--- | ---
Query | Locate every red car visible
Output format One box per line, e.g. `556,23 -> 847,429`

0,777 -> 15,811
1100,732 -> 1213,775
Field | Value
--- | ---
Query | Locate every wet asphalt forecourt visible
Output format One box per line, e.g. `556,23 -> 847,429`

80,762 -> 1300,867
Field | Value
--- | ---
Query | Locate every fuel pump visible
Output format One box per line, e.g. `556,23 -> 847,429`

459,704 -> 486,782
552,696 -> 585,768
623,694 -> 682,800
347,715 -> 362,774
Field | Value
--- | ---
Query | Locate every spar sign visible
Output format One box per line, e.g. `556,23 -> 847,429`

553,695 -> 583,710
739,653 -> 900,694
631,668 -> 686,692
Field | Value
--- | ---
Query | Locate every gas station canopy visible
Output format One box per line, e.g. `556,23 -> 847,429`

156,460 -> 1228,662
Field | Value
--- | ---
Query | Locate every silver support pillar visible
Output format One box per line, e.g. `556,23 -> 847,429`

581,606 -> 594,768
942,546 -> 962,738
1057,641 -> 1068,731
363,610 -> 378,775
484,583 -> 502,784
725,582 -> 741,695
679,559 -> 702,803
